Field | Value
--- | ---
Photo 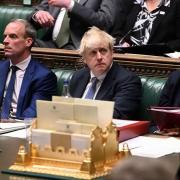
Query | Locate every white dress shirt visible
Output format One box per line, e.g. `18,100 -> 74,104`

3,56 -> 31,117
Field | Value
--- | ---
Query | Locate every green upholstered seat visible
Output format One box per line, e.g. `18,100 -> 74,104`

138,76 -> 167,121
0,6 -> 45,43
52,69 -> 75,96
52,68 -> 167,121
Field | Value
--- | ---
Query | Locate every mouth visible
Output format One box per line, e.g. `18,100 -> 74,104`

96,63 -> 106,67
4,47 -> 12,52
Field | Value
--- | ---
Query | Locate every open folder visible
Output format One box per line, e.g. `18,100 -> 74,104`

114,43 -> 173,56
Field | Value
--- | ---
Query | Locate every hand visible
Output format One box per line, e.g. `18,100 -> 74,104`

48,0 -> 71,9
34,10 -> 55,27
121,42 -> 130,47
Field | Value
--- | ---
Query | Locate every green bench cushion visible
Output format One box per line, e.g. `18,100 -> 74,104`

52,69 -> 75,96
0,6 -> 45,43
139,76 -> 167,121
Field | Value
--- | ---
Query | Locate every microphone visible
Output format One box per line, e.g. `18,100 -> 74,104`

116,29 -> 133,47
113,29 -> 133,53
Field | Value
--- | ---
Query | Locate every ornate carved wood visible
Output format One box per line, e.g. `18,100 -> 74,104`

1,44 -> 180,77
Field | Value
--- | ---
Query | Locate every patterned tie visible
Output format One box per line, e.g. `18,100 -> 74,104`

85,77 -> 98,99
1,66 -> 18,119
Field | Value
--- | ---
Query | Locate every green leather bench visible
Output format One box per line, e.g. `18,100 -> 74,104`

0,6 -> 45,43
52,69 -> 167,122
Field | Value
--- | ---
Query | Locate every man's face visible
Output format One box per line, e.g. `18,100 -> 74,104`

3,22 -> 32,62
83,41 -> 113,76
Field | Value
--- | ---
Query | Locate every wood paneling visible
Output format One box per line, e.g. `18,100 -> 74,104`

1,44 -> 180,77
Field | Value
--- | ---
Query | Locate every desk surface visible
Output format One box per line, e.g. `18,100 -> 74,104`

0,135 -> 179,180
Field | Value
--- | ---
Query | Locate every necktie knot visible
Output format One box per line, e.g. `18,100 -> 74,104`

11,66 -> 18,73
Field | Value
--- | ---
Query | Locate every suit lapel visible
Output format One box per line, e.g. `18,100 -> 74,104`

96,64 -> 117,99
127,5 -> 141,31
76,70 -> 90,97
79,0 -> 88,5
0,61 -> 10,105
16,60 -> 34,114
149,6 -> 169,42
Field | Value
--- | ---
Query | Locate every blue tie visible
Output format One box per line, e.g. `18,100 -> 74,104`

85,77 -> 98,99
1,66 -> 18,119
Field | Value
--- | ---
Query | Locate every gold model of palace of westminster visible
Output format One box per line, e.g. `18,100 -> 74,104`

8,97 -> 131,179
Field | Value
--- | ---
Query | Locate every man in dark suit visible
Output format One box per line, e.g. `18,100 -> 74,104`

113,0 -> 180,53
159,70 -> 180,106
69,27 -> 142,119
0,19 -> 57,120
27,0 -> 117,49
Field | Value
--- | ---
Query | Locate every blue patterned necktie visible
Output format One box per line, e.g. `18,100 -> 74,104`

85,77 -> 98,99
1,66 -> 18,119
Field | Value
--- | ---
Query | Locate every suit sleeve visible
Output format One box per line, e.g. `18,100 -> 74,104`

113,73 -> 142,119
70,0 -> 117,32
27,0 -> 52,29
166,0 -> 180,51
111,0 -> 134,39
22,71 -> 57,118
158,72 -> 178,106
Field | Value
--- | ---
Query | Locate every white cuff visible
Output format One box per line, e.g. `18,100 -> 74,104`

67,0 -> 75,11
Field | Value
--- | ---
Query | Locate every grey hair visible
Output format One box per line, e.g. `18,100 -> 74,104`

9,18 -> 37,47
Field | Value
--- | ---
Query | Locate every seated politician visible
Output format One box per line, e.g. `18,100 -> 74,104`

27,0 -> 117,49
159,70 -> 180,106
112,0 -> 180,54
69,27 -> 142,120
0,19 -> 57,120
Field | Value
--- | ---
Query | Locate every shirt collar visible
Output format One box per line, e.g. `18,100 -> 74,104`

10,55 -> 31,71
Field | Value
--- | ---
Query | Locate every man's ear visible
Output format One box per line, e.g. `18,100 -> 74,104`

26,37 -> 33,47
82,55 -> 87,64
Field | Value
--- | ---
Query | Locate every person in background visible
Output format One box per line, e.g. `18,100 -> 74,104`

0,19 -> 57,120
106,157 -> 175,180
113,0 -> 180,53
159,70 -> 180,106
27,0 -> 117,49
69,26 -> 142,120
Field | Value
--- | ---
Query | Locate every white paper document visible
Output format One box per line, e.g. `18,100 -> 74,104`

1,129 -> 27,139
112,119 -> 139,127
119,136 -> 180,158
0,122 -> 26,135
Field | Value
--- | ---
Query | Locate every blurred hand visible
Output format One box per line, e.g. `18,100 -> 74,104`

48,0 -> 71,9
34,10 -> 55,27
121,42 -> 131,47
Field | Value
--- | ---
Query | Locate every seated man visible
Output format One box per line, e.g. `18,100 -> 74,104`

159,70 -> 180,106
0,19 -> 57,120
69,27 -> 142,119
27,0 -> 117,49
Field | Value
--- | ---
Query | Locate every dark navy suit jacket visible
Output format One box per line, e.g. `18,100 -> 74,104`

0,59 -> 57,119
159,70 -> 180,106
69,63 -> 142,119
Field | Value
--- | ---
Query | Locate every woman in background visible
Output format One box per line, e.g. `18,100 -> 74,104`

113,0 -> 180,52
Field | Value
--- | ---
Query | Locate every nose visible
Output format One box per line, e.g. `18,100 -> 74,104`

3,36 -> 9,45
96,51 -> 102,60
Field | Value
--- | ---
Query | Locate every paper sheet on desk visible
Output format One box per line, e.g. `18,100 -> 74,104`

112,119 -> 139,127
119,136 -> 180,158
2,129 -> 27,139
0,122 -> 26,136
0,123 -> 25,129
